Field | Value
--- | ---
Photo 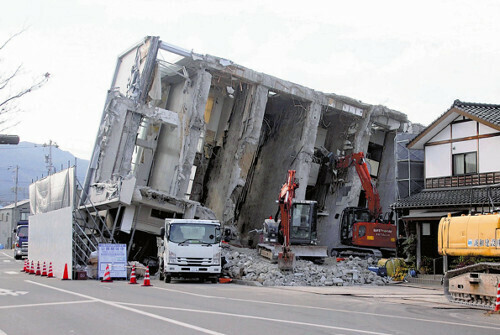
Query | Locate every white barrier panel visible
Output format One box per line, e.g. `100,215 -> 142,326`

28,206 -> 73,279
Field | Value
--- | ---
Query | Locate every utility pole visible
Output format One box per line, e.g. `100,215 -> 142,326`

9,165 -> 19,248
43,140 -> 58,175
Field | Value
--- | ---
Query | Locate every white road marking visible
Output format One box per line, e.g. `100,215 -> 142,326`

0,252 -> 14,259
119,301 -> 390,335
0,289 -> 28,296
153,286 -> 500,331
3,260 -> 11,263
5,271 -> 19,275
26,280 -> 224,335
0,300 -> 95,309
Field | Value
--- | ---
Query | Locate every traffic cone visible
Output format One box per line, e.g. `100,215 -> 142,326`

47,262 -> 54,278
41,262 -> 47,276
128,265 -> 137,284
101,264 -> 113,283
62,263 -> 70,280
30,261 -> 35,274
36,261 -> 41,276
21,259 -> 27,272
495,283 -> 500,312
141,266 -> 152,286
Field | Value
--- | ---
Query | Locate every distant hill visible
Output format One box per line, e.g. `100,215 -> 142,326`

0,142 -> 89,206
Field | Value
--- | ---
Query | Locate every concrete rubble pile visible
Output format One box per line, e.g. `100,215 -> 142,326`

222,245 -> 390,286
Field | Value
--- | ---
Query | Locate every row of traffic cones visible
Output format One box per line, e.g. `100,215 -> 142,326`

21,259 -> 70,280
21,259 -> 54,278
103,264 -> 151,286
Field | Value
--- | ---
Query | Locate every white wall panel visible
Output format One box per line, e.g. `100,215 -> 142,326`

479,123 -> 498,135
425,144 -> 451,178
452,140 -> 477,154
452,121 -> 476,139
479,136 -> 500,173
430,125 -> 450,142
28,207 -> 73,279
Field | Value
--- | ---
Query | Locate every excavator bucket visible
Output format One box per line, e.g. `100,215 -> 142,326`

278,251 -> 296,270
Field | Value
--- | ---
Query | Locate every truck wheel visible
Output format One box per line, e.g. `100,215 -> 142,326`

330,249 -> 338,258
164,274 -> 171,283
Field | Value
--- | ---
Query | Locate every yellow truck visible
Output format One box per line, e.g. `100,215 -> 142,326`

438,213 -> 500,310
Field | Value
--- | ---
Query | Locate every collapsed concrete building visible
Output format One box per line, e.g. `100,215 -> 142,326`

77,36 -> 417,268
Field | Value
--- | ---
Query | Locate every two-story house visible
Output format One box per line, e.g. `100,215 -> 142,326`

392,100 -> 500,273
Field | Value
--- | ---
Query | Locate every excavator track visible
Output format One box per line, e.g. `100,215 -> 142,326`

443,262 -> 500,310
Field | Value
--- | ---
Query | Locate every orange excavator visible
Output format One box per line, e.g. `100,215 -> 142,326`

332,152 -> 397,258
258,170 -> 327,270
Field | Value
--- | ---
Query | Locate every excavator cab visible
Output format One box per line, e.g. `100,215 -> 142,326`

340,207 -> 372,245
290,201 -> 318,245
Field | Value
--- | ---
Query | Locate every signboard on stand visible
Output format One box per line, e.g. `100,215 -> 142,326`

98,243 -> 127,279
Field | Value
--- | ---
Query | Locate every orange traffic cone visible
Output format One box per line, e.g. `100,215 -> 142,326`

141,266 -> 152,286
128,265 -> 137,284
30,261 -> 35,274
21,259 -> 27,272
41,262 -> 47,276
495,283 -> 500,312
47,262 -> 54,278
62,263 -> 70,280
101,264 -> 113,282
36,261 -> 41,275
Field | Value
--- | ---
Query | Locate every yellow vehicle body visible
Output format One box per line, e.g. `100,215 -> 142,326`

438,213 -> 500,310
438,213 -> 500,257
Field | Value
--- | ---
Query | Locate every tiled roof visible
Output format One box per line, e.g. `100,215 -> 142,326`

392,185 -> 500,209
453,100 -> 500,126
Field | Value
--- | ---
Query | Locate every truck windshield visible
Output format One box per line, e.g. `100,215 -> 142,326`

17,226 -> 28,237
169,223 -> 218,244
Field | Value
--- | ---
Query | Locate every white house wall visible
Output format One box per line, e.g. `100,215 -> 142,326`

479,136 -> 500,173
425,144 -> 451,178
452,139 -> 476,154
479,123 -> 497,135
430,125 -> 450,142
452,120 -> 476,139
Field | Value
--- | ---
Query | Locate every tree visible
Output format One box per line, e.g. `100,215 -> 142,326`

0,30 -> 50,132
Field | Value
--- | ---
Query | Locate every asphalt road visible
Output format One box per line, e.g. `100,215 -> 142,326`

1,250 -> 499,335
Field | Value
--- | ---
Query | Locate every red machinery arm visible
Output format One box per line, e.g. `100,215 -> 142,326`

278,170 -> 299,247
336,152 -> 382,219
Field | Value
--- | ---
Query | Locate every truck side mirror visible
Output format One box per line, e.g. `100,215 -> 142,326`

215,227 -> 222,243
334,213 -> 340,219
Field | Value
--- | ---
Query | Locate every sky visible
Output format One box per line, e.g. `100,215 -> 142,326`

1,0 -> 499,160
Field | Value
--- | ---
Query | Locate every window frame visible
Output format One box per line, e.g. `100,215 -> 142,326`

452,151 -> 477,176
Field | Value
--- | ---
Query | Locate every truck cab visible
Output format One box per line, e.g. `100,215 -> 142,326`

158,219 -> 222,283
13,221 -> 29,260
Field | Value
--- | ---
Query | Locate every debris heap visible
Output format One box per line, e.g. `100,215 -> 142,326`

222,245 -> 390,286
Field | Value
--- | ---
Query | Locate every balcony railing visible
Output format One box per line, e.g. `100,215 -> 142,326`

426,171 -> 500,189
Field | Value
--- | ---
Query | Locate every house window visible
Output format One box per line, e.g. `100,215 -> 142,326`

422,223 -> 431,236
453,152 -> 477,176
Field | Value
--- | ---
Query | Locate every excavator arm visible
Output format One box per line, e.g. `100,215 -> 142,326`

336,152 -> 382,219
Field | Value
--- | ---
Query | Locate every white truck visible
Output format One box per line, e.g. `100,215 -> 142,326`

158,219 -> 222,283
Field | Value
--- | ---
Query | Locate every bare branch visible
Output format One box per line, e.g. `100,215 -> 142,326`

0,28 -> 26,52
0,64 -> 22,90
0,72 -> 50,109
